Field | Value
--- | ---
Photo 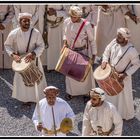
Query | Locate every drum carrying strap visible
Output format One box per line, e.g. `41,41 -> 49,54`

25,28 -> 39,66
71,19 -> 87,49
26,28 -> 34,53
114,46 -> 133,72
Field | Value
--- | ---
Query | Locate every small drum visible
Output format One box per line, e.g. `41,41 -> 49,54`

93,64 -> 124,96
12,57 -> 43,87
55,47 -> 92,82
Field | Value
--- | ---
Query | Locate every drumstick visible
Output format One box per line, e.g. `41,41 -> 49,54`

35,82 -> 42,123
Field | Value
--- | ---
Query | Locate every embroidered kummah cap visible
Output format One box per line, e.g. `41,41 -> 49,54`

69,6 -> 82,17
18,12 -> 32,21
117,27 -> 131,40
89,87 -> 106,101
43,86 -> 60,94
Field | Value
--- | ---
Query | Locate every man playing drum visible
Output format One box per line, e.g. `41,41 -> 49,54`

32,86 -> 75,136
82,88 -> 123,136
4,13 -> 47,106
63,6 -> 97,100
101,27 -> 140,120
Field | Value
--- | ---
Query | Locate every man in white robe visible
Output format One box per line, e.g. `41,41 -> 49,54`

46,5 -> 68,71
125,5 -> 140,54
4,13 -> 47,105
96,5 -> 129,57
0,5 -> 14,69
63,6 -> 96,100
32,86 -> 75,136
78,5 -> 99,63
101,27 -> 140,120
13,5 -> 47,66
82,87 -> 123,136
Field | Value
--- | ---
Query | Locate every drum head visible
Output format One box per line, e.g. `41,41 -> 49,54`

12,57 -> 31,72
93,64 -> 111,80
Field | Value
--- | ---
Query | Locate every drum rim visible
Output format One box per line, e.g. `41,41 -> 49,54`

12,57 -> 32,72
93,64 -> 111,80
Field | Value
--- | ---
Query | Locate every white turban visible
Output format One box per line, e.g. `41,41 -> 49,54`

18,12 -> 32,21
90,88 -> 106,101
69,6 -> 82,17
117,27 -> 131,40
43,86 -> 59,93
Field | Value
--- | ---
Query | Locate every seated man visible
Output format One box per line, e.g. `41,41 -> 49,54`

82,87 -> 123,136
32,86 -> 75,136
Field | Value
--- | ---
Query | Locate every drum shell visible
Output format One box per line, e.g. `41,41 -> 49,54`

94,65 -> 124,96
20,62 -> 43,87
55,47 -> 92,82
12,58 -> 43,87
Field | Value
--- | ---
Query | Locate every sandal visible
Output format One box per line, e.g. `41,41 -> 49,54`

65,94 -> 73,101
22,102 -> 32,107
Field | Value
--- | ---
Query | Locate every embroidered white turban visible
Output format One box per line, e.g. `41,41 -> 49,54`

43,86 -> 59,94
89,88 -> 106,101
18,12 -> 32,21
69,6 -> 82,17
117,27 -> 131,40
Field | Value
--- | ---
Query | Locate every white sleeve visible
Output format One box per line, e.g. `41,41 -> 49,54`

111,105 -> 123,136
38,5 -> 45,35
126,48 -> 140,76
86,22 -> 97,55
32,105 -> 40,131
65,102 -> 75,120
4,31 -> 15,56
82,102 -> 93,136
102,40 -> 114,62
63,19 -> 68,41
33,31 -> 45,57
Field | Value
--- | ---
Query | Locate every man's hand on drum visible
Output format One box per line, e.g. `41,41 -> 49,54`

11,53 -> 21,63
24,52 -> 36,63
118,73 -> 127,82
37,122 -> 43,132
101,62 -> 107,70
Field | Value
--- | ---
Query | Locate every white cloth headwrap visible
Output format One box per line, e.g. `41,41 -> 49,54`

43,86 -> 59,93
90,88 -> 106,101
117,27 -> 131,40
18,12 -> 32,21
69,6 -> 82,17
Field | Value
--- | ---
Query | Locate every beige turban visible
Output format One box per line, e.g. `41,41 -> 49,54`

18,12 -> 32,21
117,27 -> 131,40
43,86 -> 59,94
69,6 -> 82,17
89,88 -> 106,101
